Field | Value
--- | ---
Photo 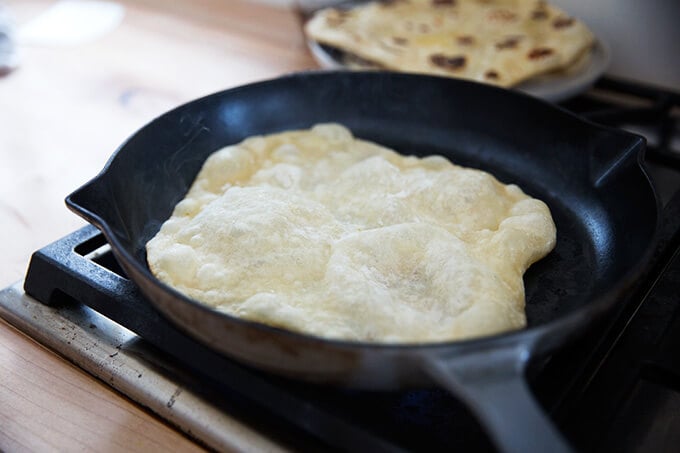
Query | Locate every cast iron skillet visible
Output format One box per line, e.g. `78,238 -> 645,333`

67,71 -> 659,452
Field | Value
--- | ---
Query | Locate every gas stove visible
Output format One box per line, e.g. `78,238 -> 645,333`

1,77 -> 679,452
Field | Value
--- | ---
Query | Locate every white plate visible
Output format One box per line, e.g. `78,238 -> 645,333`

307,38 -> 611,103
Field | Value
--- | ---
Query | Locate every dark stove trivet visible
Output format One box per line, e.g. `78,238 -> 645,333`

23,224 -> 494,452
561,77 -> 680,168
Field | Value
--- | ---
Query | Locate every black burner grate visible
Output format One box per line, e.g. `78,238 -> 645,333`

563,77 -> 680,168
24,225 -> 494,452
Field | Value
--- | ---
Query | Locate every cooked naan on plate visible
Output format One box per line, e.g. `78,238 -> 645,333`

304,0 -> 595,87
147,124 -> 556,343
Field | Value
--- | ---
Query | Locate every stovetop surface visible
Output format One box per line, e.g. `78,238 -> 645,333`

6,77 -> 680,452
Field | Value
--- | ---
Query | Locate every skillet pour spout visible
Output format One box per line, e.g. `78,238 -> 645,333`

66,71 -> 659,453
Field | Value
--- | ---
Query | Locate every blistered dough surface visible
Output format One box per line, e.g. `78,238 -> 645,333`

147,124 -> 556,343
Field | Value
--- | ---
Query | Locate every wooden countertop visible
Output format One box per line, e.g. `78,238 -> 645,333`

0,0 -> 315,449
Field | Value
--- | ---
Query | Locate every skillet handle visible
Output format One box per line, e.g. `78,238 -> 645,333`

421,345 -> 572,453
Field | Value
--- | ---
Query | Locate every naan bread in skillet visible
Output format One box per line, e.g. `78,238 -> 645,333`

304,0 -> 595,87
146,124 -> 556,343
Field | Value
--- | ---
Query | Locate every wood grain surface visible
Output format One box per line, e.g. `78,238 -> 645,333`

0,318 -> 205,452
0,0 -> 315,450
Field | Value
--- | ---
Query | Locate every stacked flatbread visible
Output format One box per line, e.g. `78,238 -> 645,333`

304,0 -> 595,87
147,124 -> 556,343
